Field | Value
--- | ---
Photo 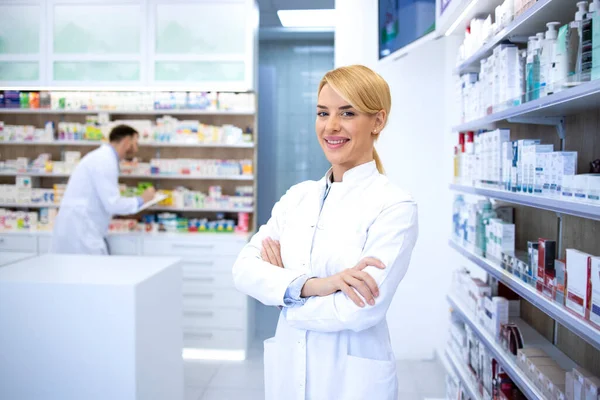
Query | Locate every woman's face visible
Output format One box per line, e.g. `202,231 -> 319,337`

316,84 -> 384,172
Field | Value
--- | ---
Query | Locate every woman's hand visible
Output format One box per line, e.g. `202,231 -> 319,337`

300,257 -> 386,308
261,237 -> 284,268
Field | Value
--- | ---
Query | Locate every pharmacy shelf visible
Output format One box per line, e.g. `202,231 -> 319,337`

0,108 -> 255,116
119,174 -> 254,181
0,171 -> 254,181
444,349 -> 483,400
0,230 -> 250,239
150,206 -> 253,213
447,293 -> 578,400
450,184 -> 600,221
453,79 -> 600,131
439,0 -> 502,38
0,203 -> 59,209
455,0 -> 575,74
0,203 -> 253,213
0,171 -> 70,178
449,239 -> 600,350
0,141 -> 255,149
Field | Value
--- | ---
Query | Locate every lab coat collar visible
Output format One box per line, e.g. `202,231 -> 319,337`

323,160 -> 378,186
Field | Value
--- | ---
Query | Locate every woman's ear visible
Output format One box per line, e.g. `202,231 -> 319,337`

373,110 -> 387,134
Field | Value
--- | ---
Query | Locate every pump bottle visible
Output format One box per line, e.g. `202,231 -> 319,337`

540,22 -> 561,97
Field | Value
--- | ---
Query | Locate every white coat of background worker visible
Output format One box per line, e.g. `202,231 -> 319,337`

51,124 -> 156,255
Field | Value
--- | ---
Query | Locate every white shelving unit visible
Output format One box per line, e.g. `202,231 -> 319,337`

0,203 -> 253,213
443,348 -> 483,400
447,293 -> 578,400
0,108 -> 255,116
0,171 -> 254,181
453,79 -> 600,132
449,0 -> 600,395
0,140 -> 254,149
455,0 -> 576,74
450,184 -> 600,221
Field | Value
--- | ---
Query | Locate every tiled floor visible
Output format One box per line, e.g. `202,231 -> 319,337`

184,346 -> 447,400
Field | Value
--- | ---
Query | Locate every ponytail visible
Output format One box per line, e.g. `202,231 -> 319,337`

373,148 -> 385,174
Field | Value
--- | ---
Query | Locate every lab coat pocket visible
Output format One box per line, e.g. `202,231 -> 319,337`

341,355 -> 397,400
263,337 -> 280,400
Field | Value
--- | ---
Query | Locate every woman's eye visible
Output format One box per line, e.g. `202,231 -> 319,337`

341,111 -> 355,117
317,111 -> 328,117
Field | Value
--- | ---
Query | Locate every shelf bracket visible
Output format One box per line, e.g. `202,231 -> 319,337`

507,116 -> 566,140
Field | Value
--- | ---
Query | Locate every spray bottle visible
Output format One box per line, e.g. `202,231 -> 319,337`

539,22 -> 561,97
530,33 -> 545,100
526,36 -> 538,102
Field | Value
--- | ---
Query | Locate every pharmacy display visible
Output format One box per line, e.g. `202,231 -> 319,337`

455,1 -> 600,123
0,90 -> 257,238
447,270 -> 600,400
447,1 -> 600,398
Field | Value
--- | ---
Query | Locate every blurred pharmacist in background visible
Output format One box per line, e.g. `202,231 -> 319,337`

233,65 -> 418,400
51,125 -> 155,255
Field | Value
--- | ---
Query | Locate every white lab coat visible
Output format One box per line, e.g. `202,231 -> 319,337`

51,145 -> 139,255
232,161 -> 418,400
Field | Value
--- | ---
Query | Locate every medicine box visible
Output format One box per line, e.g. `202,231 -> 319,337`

16,176 -> 32,188
555,259 -> 567,306
586,175 -> 600,204
551,152 -> 578,197
536,365 -> 566,392
590,257 -> 600,325
502,141 -> 512,190
528,357 -> 560,381
522,145 -> 554,193
517,347 -> 548,372
517,140 -> 541,192
566,249 -> 592,318
584,376 -> 600,400
538,239 -> 556,293
573,367 -> 595,400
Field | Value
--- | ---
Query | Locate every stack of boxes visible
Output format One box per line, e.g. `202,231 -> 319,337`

486,218 -> 515,261
492,44 -> 524,112
517,349 -> 600,400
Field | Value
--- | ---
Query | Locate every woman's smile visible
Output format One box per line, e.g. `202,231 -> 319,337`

324,136 -> 350,150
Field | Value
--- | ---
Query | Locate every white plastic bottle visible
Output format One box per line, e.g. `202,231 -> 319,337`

526,36 -> 538,102
540,22 -> 561,97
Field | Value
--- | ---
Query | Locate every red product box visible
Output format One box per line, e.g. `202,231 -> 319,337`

537,239 -> 556,292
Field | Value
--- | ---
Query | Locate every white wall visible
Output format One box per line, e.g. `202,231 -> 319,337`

335,0 -> 462,360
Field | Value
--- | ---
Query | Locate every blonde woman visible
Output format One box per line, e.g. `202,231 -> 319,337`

232,65 -> 418,400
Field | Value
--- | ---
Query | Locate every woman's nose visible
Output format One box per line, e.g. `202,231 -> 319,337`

325,115 -> 340,132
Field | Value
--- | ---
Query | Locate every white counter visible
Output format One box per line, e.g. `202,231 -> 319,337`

0,251 -> 35,267
0,254 -> 183,400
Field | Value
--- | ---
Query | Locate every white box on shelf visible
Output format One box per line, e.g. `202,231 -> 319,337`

0,254 -> 183,400
522,144 -> 554,194
551,152 -> 578,197
517,140 -> 541,192
565,249 -> 592,318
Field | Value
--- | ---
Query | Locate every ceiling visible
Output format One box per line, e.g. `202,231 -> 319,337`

256,0 -> 335,27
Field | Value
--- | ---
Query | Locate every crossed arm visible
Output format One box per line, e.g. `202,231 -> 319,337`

233,191 -> 418,333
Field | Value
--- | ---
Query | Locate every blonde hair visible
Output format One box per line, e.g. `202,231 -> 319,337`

318,65 -> 391,174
